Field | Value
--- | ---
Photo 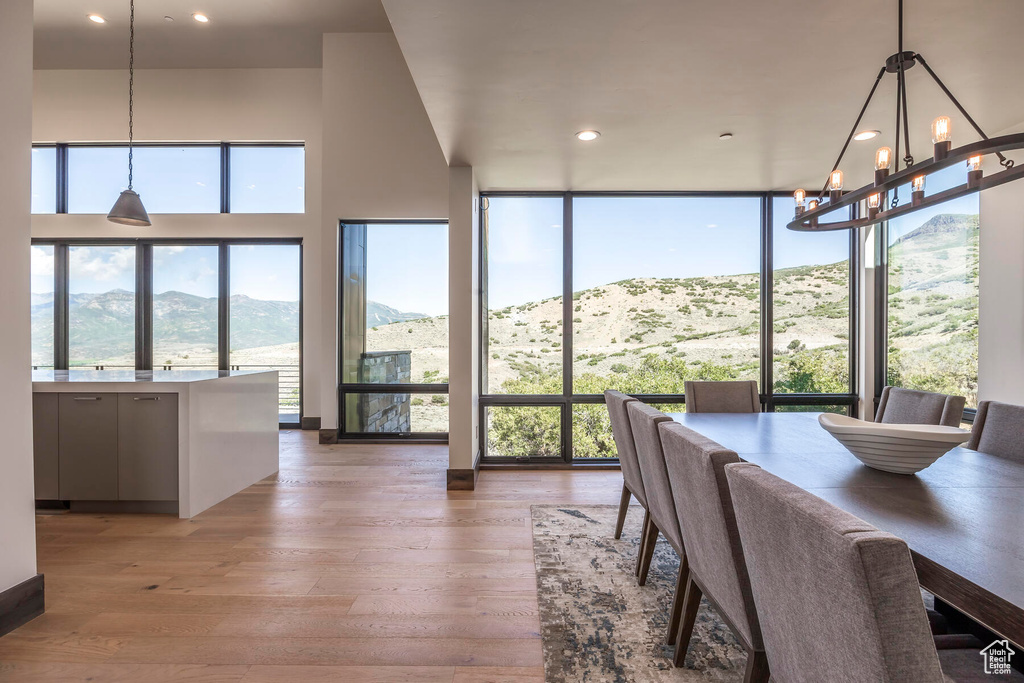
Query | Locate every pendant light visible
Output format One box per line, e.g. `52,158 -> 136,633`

107,0 -> 151,226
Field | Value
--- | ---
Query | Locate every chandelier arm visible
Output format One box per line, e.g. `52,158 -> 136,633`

817,65 -> 888,200
892,67 -> 902,205
899,57 -> 913,165
915,54 -> 1011,167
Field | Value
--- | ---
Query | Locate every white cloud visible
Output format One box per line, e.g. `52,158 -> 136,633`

31,246 -> 54,276
69,246 -> 134,282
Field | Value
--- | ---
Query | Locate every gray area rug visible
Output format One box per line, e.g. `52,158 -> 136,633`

531,504 -> 747,682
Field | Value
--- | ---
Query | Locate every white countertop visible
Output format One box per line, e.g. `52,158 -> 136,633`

33,369 -> 276,384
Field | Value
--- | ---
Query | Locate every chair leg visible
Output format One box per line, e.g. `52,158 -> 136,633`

742,650 -> 770,683
614,483 -> 631,540
637,515 -> 660,586
667,552 -> 689,644
634,509 -> 651,577
672,574 -> 703,667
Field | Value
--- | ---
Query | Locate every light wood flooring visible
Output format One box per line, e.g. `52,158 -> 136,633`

0,430 -> 625,682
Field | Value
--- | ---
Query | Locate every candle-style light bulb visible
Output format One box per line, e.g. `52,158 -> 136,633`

794,188 -> 806,215
875,147 -> 892,171
868,193 -> 881,209
828,170 -> 844,202
967,155 -> 983,188
932,116 -> 952,159
912,175 -> 926,205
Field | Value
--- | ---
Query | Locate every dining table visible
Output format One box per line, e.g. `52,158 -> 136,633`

669,410 -> 1024,649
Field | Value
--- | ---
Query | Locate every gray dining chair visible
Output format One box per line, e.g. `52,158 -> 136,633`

967,400 -> 1024,461
726,462 -> 1019,682
605,391 -> 649,544
659,421 -> 768,679
684,380 -> 759,413
626,401 -> 684,589
875,385 -> 965,427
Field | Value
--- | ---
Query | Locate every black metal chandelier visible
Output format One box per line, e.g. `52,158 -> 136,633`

787,0 -> 1024,232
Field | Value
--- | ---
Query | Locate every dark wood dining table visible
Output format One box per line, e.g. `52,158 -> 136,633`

669,411 -> 1024,648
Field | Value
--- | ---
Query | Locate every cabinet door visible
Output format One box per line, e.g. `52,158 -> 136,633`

118,394 -> 178,501
32,393 -> 60,500
58,393 -> 118,500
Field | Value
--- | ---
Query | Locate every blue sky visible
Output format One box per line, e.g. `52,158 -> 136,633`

365,223 -> 449,316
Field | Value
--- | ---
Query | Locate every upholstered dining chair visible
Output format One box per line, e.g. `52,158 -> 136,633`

875,385 -> 965,427
966,400 -> 1024,461
625,401 -> 683,589
659,421 -> 768,680
726,463 -> 1021,682
604,391 -> 649,543
684,380 -> 759,413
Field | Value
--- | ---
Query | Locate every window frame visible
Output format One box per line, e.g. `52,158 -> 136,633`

32,142 -> 305,216
32,237 -> 304,429
336,219 -> 450,443
479,191 -> 860,465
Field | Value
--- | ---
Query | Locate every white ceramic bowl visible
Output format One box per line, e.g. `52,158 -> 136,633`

818,413 -> 970,474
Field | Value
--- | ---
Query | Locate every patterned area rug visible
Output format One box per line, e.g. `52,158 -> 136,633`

531,504 -> 747,682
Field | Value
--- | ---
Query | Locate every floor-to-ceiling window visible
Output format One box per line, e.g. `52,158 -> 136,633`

30,244 -> 56,369
68,245 -> 137,369
480,193 -> 858,464
153,245 -> 220,371
339,221 -> 449,439
880,166 -> 980,410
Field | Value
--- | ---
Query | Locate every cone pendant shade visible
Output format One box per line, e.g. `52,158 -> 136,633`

107,189 -> 152,226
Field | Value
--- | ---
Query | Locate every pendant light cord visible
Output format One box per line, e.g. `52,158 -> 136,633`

127,0 -> 135,190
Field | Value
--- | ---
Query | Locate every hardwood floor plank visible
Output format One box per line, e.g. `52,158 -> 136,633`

240,665 -> 455,682
0,662 -> 251,683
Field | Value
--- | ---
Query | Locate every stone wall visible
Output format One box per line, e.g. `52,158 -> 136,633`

359,350 -> 411,432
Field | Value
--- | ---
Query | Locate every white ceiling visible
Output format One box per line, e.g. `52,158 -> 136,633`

381,0 -> 1024,191
33,0 -> 392,69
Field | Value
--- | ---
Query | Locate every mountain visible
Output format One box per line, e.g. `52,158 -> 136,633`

367,301 -> 427,327
896,213 -> 979,244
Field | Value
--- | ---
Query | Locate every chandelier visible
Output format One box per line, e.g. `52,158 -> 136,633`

787,0 -> 1024,232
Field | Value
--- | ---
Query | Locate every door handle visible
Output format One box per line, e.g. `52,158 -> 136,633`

73,397 -> 101,401
133,397 -> 160,401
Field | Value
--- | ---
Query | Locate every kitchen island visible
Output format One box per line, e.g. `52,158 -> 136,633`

32,369 -> 279,518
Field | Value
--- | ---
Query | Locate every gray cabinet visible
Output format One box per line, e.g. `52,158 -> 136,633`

58,393 -> 118,501
32,393 -> 60,500
118,394 -> 178,501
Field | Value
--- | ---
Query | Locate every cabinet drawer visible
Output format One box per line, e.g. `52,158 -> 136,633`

32,393 -> 60,500
118,394 -> 179,501
58,393 -> 118,500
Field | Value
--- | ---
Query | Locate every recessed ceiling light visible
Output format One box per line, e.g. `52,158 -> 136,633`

854,129 -> 881,141
192,12 -> 210,23
576,130 -> 600,141
88,14 -> 105,23
719,133 -> 733,140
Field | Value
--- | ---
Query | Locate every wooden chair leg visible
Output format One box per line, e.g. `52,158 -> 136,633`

636,515 -> 660,586
614,483 -> 631,540
667,552 -> 689,644
634,509 -> 651,577
743,649 -> 770,683
672,574 -> 703,667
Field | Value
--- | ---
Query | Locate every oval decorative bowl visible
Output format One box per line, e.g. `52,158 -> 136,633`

818,414 -> 970,474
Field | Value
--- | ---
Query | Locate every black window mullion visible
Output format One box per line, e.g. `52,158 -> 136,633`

55,144 -> 68,214
562,192 -> 573,462
54,243 -> 69,369
761,194 -> 772,409
135,244 -> 153,370
218,242 -> 230,371
220,143 -> 230,214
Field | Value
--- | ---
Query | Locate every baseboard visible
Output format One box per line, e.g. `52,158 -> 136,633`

301,416 -> 321,431
446,450 -> 482,490
0,574 -> 44,638
319,429 -> 339,444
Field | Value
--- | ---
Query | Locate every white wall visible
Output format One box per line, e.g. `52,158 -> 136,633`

448,167 -> 480,470
319,32 -> 449,430
978,123 -> 1024,404
0,0 -> 38,593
